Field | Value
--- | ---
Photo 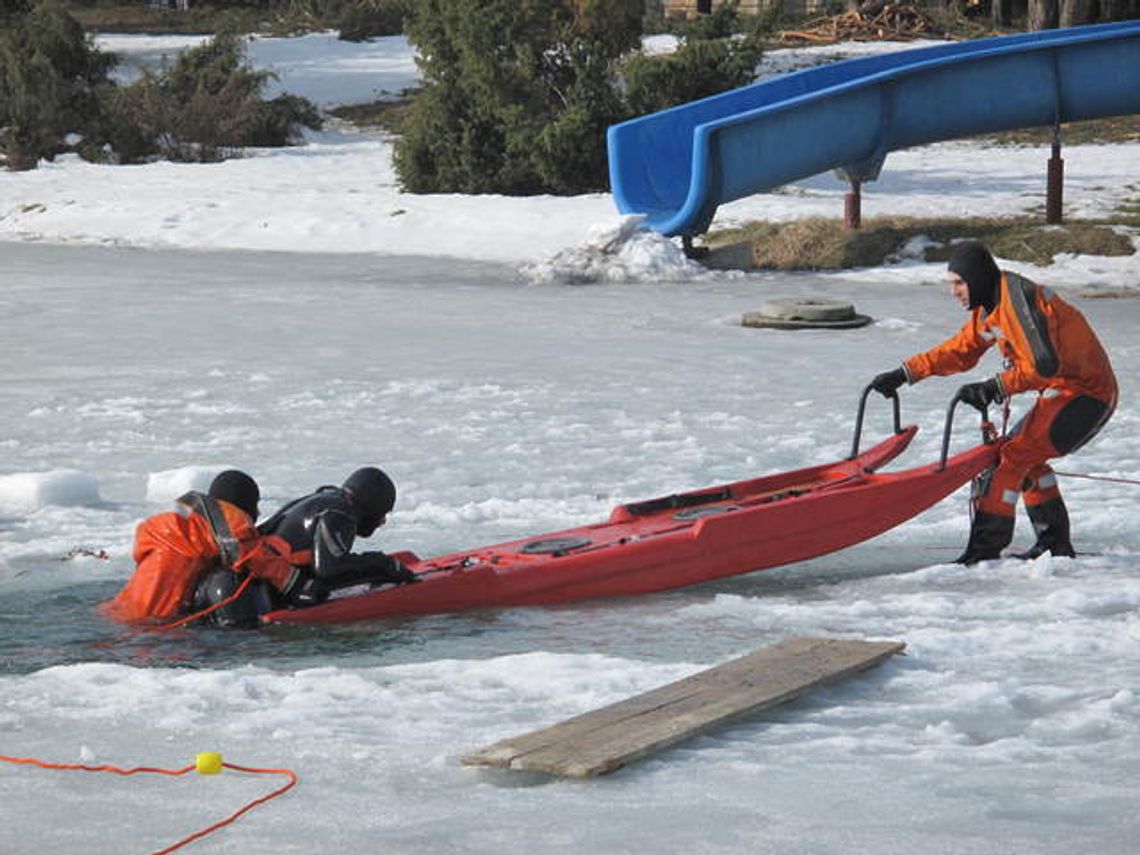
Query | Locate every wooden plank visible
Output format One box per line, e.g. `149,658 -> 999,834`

461,636 -> 904,778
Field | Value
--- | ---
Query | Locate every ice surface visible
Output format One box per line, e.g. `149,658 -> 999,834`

0,32 -> 1138,855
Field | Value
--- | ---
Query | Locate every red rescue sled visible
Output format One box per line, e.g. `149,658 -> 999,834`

263,392 -> 1001,625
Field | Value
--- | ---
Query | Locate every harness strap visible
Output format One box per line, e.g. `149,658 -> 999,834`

1005,272 -> 1059,378
177,491 -> 241,570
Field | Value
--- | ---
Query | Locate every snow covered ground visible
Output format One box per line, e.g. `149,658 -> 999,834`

1,32 -> 1138,855
1,32 -> 1136,272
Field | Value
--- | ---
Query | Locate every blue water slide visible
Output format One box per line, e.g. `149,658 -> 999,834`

607,21 -> 1140,237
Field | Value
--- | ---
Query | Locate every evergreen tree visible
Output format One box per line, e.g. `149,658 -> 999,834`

0,0 -> 114,169
0,0 -> 33,16
100,31 -> 322,163
395,0 -> 641,195
1,9 -> 319,170
622,5 -> 764,117
395,0 -> 766,196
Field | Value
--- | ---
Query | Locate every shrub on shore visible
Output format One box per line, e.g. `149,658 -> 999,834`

97,32 -> 321,164
1,6 -> 320,170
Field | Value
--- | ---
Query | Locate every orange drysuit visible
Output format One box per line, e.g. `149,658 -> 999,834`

103,494 -> 298,624
904,271 -> 1117,517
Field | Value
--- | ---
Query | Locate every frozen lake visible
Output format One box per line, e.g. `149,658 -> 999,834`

2,241 -> 1138,854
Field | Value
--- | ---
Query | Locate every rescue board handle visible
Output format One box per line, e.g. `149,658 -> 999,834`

938,392 -> 992,471
849,384 -> 903,460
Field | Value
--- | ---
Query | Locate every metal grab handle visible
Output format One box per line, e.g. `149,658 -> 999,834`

849,384 -> 903,460
939,391 -> 992,471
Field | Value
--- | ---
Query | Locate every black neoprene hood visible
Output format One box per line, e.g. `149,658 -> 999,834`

948,242 -> 1001,312
208,469 -> 260,519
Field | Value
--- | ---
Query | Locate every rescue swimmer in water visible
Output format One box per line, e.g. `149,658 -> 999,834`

102,467 -> 417,628
257,466 -> 417,605
870,242 -> 1117,564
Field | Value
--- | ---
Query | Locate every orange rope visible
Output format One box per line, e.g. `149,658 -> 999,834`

152,761 -> 298,855
0,753 -> 297,854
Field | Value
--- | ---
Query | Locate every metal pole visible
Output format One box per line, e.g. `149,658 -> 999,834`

1046,122 -> 1064,225
681,234 -> 708,260
844,179 -> 862,230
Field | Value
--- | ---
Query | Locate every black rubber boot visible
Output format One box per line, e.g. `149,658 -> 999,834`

954,512 -> 1016,565
1014,497 -> 1076,559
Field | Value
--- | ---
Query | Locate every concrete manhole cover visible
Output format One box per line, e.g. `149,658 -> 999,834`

742,298 -> 872,330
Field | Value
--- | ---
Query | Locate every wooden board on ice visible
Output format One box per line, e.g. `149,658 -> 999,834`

461,636 -> 905,778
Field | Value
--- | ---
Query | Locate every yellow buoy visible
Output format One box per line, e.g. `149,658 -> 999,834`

196,752 -> 224,775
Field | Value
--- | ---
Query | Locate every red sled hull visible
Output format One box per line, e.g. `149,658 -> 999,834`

263,427 -> 997,625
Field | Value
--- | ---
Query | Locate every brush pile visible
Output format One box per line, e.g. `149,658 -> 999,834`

776,3 -> 956,43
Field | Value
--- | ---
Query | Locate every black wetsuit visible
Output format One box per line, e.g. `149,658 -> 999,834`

258,486 -> 411,604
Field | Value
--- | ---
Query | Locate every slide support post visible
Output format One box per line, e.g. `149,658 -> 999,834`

844,179 -> 862,230
1046,122 -> 1064,225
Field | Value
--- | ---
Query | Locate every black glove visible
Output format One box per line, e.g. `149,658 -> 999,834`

870,368 -> 907,398
363,553 -> 418,586
385,558 -> 419,585
957,378 -> 1003,412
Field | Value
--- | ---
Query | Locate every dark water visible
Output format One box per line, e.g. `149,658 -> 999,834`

0,538 -> 933,677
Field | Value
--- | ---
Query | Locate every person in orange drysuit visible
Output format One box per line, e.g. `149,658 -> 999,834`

870,242 -> 1117,564
102,470 -> 301,627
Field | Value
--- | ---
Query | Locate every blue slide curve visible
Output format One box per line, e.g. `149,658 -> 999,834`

607,21 -> 1140,237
